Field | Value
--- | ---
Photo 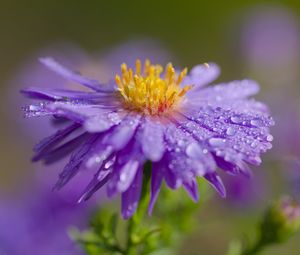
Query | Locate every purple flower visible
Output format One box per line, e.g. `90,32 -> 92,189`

222,170 -> 268,209
21,57 -> 274,219
241,6 -> 300,68
8,40 -> 173,197
0,183 -> 87,255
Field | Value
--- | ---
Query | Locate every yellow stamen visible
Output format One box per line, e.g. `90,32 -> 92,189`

115,59 -> 192,115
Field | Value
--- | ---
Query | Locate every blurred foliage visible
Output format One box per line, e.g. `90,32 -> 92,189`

71,165 -> 211,255
226,196 -> 300,255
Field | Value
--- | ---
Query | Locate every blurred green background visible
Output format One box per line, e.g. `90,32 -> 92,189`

1,0 -> 300,254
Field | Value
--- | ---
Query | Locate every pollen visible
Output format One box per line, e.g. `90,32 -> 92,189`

115,59 -> 193,115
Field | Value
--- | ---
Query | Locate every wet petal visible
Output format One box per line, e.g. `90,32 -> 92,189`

187,79 -> 259,102
139,118 -> 165,161
164,124 -> 215,183
148,162 -> 164,215
78,151 -> 114,202
103,115 -> 141,150
121,168 -> 143,219
54,134 -> 99,189
107,160 -> 140,198
181,106 -> 274,167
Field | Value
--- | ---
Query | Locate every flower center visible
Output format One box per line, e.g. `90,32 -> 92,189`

115,59 -> 192,115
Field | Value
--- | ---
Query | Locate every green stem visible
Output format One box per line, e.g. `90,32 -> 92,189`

242,240 -> 264,255
125,218 -> 136,255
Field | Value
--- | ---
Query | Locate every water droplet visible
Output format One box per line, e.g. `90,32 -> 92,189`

250,119 -> 263,127
177,140 -> 185,147
120,172 -> 127,182
226,127 -> 235,136
250,141 -> 258,148
266,134 -> 274,142
186,143 -> 202,158
230,116 -> 242,124
208,138 -> 226,147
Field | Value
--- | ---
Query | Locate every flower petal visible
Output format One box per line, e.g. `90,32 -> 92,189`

204,172 -> 226,197
107,160 -> 140,198
182,106 -> 274,166
103,115 -> 141,150
39,57 -> 115,92
54,134 -> 99,189
182,62 -> 220,88
21,87 -> 112,101
121,168 -> 143,219
33,122 -> 80,154
187,79 -> 259,102
183,179 -> 199,202
139,118 -> 165,161
164,124 -> 215,183
78,150 -> 114,202
148,162 -> 164,215
84,111 -> 126,133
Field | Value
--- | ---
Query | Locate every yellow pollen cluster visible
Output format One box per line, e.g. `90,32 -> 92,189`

115,59 -> 193,115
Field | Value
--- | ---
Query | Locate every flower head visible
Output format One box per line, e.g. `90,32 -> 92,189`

260,196 -> 300,244
21,56 -> 274,219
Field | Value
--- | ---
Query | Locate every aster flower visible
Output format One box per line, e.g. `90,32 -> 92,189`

22,57 -> 274,219
0,183 -> 87,255
9,40 -> 173,199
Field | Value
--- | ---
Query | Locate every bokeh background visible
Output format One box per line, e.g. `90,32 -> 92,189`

1,0 -> 300,254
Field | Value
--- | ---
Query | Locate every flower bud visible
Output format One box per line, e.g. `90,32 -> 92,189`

260,196 -> 300,244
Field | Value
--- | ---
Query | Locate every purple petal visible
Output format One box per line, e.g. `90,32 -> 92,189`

43,102 -> 124,133
121,168 -> 143,219
78,167 -> 112,203
107,160 -> 140,198
103,114 -> 141,150
33,122 -> 80,153
164,124 -> 215,183
84,111 -> 125,133
39,57 -> 114,92
183,179 -> 199,202
186,80 -> 260,102
21,87 -> 112,101
164,167 -> 181,189
148,162 -> 164,215
33,132 -> 88,163
182,62 -> 220,88
22,103 -> 53,118
139,118 -> 165,161
213,154 -> 252,177
54,134 -> 99,189
204,172 -> 226,197
181,106 -> 274,167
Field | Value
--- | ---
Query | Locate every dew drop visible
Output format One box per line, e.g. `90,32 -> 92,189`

230,116 -> 242,124
250,119 -> 263,127
208,138 -> 226,147
266,134 -> 274,142
186,143 -> 202,158
250,141 -> 258,148
226,127 -> 236,136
